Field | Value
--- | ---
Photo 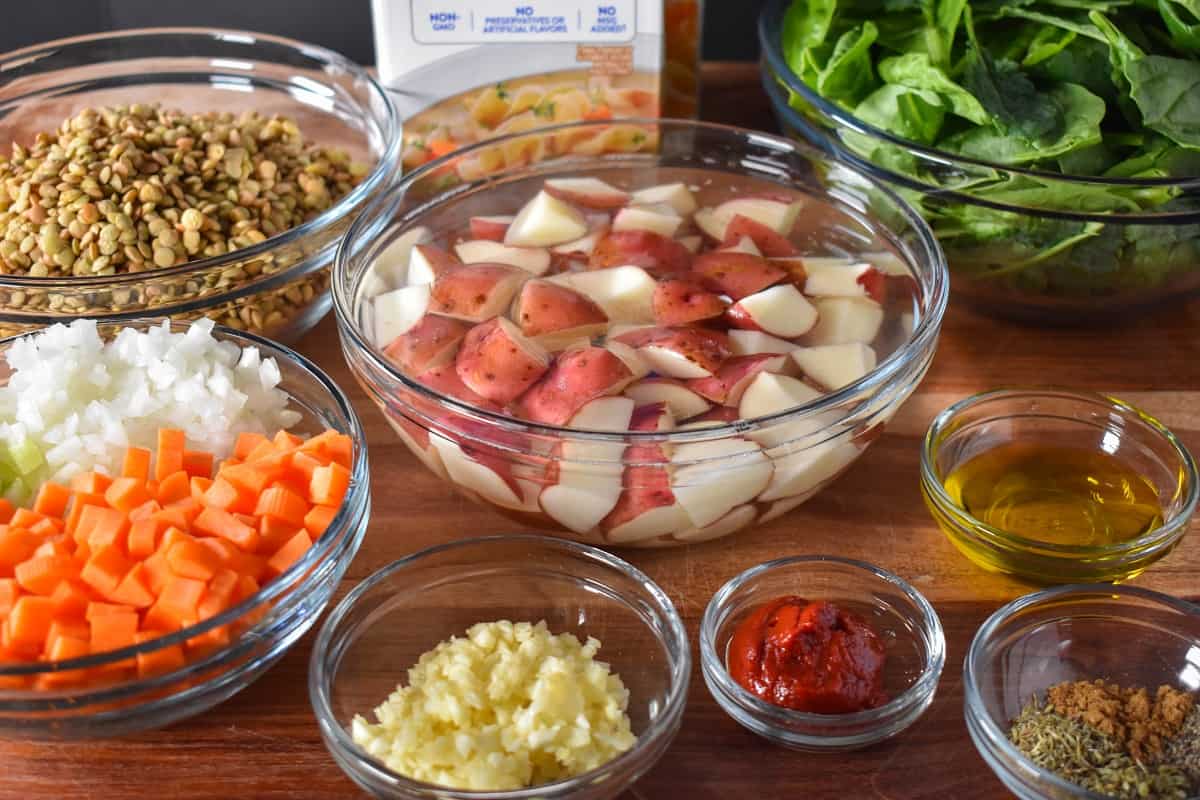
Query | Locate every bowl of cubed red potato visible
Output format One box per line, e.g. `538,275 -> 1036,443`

334,119 -> 946,547
0,318 -> 369,735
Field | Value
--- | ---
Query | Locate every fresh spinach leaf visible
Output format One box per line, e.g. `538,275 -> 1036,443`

942,83 -> 1105,163
853,84 -> 947,144
817,22 -> 881,105
878,52 -> 990,122
782,0 -> 838,52
1024,25 -> 1078,66
1158,0 -> 1200,52
1127,55 -> 1200,145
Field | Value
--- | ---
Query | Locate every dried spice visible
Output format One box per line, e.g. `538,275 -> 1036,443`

1046,680 -> 1195,763
1163,705 -> 1200,787
1009,700 -> 1193,800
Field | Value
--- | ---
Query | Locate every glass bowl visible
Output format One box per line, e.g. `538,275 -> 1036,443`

921,389 -> 1198,584
308,534 -> 690,800
758,0 -> 1200,324
0,28 -> 400,342
964,584 -> 1200,800
700,555 -> 945,751
0,319 -> 371,736
332,118 -> 948,547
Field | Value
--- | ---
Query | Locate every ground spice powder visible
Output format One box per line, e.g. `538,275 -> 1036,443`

1045,680 -> 1195,764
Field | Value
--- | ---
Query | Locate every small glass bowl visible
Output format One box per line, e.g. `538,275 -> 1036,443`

921,388 -> 1199,584
0,319 -> 371,736
308,535 -> 690,800
0,29 -> 400,342
964,584 -> 1200,800
700,555 -> 945,751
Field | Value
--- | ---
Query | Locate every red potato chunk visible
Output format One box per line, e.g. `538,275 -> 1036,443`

652,277 -> 728,325
513,346 -> 636,425
588,230 -> 693,277
428,263 -> 528,321
468,215 -> 513,242
613,326 -> 732,380
382,314 -> 471,374
543,177 -> 630,209
408,244 -> 462,285
455,317 -> 550,405
685,354 -> 787,406
513,280 -> 609,338
721,214 -> 799,257
416,363 -> 503,412
690,251 -> 787,300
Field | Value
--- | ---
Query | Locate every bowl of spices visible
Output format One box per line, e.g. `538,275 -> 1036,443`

922,389 -> 1198,584
0,28 -> 399,342
309,535 -> 690,799
965,584 -> 1200,800
700,555 -> 945,750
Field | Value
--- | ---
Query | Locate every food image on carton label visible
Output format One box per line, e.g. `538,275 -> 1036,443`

373,1 -> 701,173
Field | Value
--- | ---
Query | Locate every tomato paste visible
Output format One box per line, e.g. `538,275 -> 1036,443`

727,597 -> 888,714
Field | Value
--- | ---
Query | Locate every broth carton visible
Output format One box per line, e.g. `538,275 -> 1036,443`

372,1 -> 701,173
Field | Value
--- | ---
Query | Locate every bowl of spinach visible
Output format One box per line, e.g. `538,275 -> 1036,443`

760,0 -> 1200,322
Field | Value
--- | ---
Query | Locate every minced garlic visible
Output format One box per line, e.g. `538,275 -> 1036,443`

350,620 -> 636,791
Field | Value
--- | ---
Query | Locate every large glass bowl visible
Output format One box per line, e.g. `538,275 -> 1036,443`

759,0 -> 1200,324
0,29 -> 400,342
332,118 -> 948,548
964,584 -> 1200,799
309,534 -> 690,800
0,319 -> 371,736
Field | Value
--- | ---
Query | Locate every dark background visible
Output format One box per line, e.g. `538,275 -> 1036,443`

3,1 -> 768,62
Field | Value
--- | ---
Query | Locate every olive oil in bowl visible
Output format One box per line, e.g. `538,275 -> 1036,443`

942,443 -> 1165,548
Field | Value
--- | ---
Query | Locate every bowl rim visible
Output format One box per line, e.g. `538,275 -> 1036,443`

758,0 -> 1200,190
919,386 -> 1200,559
699,554 -> 946,731
962,582 -> 1200,800
332,116 -> 949,445
308,533 -> 692,799
0,26 -> 402,290
0,317 -> 370,683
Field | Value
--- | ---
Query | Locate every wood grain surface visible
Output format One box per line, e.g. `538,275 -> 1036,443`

3,62 -> 1199,800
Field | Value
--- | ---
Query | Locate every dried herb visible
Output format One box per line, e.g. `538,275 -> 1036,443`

1008,700 -> 1193,800
1163,705 -> 1200,788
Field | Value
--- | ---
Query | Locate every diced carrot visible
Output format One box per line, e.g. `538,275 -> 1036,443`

190,476 -> 214,501
89,609 -> 138,654
141,600 -> 183,633
310,462 -> 351,507
254,486 -> 309,529
202,569 -> 239,612
151,506 -> 191,532
7,596 -> 56,646
32,482 -> 71,519
165,539 -> 222,581
79,545 -> 133,595
14,554 -> 76,596
266,530 -> 312,577
46,619 -> 91,649
0,527 -> 40,571
192,507 -> 259,552
128,518 -> 167,560
198,537 -> 238,567
157,575 -> 206,621
104,477 -> 152,514
9,508 -> 47,530
64,492 -> 105,537
272,430 -> 304,452
220,462 -> 278,496
70,471 -> 112,495
141,551 -> 173,596
127,499 -> 161,523
181,450 -> 214,479
1,618 -> 42,659
155,429 -> 186,482
106,564 -> 154,609
50,581 -> 90,619
246,439 -> 278,463
202,477 -> 254,514
314,431 -> 353,468
258,516 -> 300,555
42,636 -> 91,685
287,451 -> 324,483
164,496 -> 203,526
0,578 -> 19,615
134,631 -> 185,677
426,138 -> 458,158
85,601 -> 127,620
234,432 -> 269,461
155,470 -> 191,506
73,505 -> 128,547
0,499 -> 13,525
187,623 -> 231,652
583,104 -> 614,121
234,574 -> 260,602
121,447 -> 153,482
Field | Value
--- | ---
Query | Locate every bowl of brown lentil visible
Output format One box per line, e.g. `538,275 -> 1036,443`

0,28 -> 400,342
965,584 -> 1200,800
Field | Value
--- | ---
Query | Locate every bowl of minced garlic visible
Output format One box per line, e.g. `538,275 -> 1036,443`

350,620 -> 636,792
